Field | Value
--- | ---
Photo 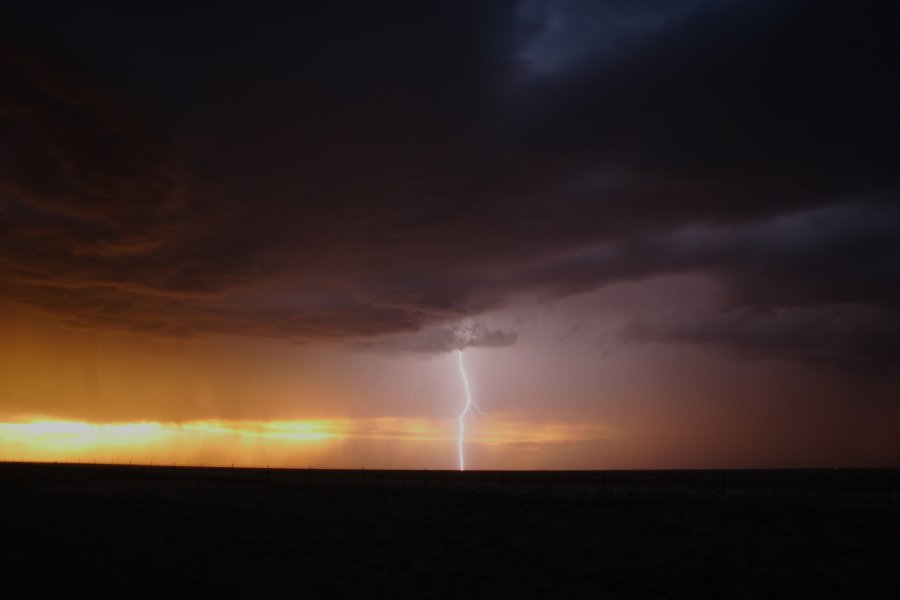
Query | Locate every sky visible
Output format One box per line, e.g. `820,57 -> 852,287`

1,0 -> 899,469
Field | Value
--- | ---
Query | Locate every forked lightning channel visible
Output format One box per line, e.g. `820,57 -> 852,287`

455,349 -> 483,471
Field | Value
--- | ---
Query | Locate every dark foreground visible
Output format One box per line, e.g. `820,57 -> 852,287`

1,463 -> 898,598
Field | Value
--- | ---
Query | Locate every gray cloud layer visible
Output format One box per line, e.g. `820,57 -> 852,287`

1,0 -> 898,368
353,322 -> 519,355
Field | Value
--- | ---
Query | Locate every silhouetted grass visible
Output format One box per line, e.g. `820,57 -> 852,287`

0,463 -> 897,598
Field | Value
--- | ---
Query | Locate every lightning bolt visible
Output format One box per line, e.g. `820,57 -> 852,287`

456,349 -> 482,471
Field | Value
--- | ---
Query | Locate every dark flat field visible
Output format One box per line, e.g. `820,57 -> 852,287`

1,463 -> 898,598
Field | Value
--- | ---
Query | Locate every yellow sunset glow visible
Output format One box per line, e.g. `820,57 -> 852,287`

0,419 -> 351,465
0,416 -> 619,468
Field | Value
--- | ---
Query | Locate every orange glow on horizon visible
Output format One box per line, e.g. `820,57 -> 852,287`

0,416 -> 620,469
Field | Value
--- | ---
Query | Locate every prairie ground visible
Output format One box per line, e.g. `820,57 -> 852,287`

1,463 -> 897,598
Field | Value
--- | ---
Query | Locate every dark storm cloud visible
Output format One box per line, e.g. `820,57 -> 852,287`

352,322 -> 519,355
1,0 -> 898,366
623,305 -> 900,373
511,202 -> 900,307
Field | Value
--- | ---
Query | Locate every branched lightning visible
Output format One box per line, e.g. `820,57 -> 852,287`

456,349 -> 481,471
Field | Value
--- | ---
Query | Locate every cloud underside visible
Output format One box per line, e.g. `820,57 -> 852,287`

1,0 -> 899,368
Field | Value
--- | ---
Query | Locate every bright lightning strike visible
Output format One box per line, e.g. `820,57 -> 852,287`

456,349 -> 482,471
